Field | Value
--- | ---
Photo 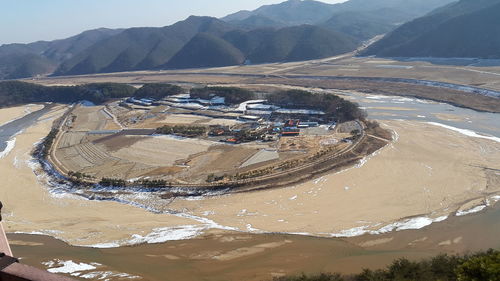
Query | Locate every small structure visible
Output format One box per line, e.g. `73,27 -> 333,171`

233,100 -> 267,113
282,128 -> 300,137
284,119 -> 300,128
298,122 -> 319,128
263,133 -> 279,142
126,98 -> 152,106
238,115 -> 262,122
209,125 -> 230,136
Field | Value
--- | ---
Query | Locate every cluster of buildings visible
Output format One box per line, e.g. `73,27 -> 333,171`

122,92 -> 335,143
125,97 -> 156,107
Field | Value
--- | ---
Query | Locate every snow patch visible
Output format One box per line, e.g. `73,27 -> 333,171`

331,226 -> 369,237
331,216 -> 448,237
0,138 -> 16,159
129,225 -> 205,244
375,216 -> 448,233
427,122 -> 500,143
246,224 -> 261,232
79,271 -> 140,280
44,260 -> 97,274
456,205 -> 487,216
78,100 -> 96,107
90,225 -> 206,248
43,259 -> 141,280
88,242 -> 121,249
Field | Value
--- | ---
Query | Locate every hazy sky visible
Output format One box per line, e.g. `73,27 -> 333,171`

1,0 -> 346,45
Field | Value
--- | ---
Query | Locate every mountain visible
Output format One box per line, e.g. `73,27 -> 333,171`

165,33 -> 245,69
0,0 -> 462,78
363,0 -> 500,58
331,0 -> 456,16
228,15 -> 286,30
222,0 -> 456,43
54,16 -> 235,75
226,25 -> 357,63
321,11 -> 396,42
223,0 -> 337,25
55,15 -> 358,73
222,0 -> 456,26
0,28 -> 122,79
0,54 -> 57,80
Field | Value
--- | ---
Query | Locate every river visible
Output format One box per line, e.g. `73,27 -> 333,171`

348,92 -> 500,138
0,104 -> 54,157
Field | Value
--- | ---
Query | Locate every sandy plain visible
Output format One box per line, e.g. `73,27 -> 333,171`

0,104 -> 44,126
0,105 -> 202,247
1,105 -> 499,248
166,120 -> 500,235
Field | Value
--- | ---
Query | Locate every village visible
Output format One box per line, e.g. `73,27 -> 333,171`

122,91 -> 343,144
46,86 -> 385,190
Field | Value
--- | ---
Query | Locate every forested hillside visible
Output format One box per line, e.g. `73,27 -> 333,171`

363,0 -> 500,58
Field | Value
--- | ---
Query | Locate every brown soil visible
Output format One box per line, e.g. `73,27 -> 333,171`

93,134 -> 143,152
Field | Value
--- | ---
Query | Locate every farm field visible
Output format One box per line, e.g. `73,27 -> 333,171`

49,94 -> 374,187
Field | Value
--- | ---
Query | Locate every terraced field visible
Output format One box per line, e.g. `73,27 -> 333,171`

56,132 -> 86,149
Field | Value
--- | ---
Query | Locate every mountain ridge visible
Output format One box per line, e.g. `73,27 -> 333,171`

362,0 -> 500,58
0,0 -> 465,79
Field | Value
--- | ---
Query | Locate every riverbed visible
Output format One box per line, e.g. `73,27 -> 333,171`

0,104 -> 52,157
0,90 -> 499,281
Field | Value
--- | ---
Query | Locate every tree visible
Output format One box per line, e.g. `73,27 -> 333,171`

456,250 -> 500,281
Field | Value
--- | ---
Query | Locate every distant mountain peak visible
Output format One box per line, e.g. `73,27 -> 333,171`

362,0 -> 500,58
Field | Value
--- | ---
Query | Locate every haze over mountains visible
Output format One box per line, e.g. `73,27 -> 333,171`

363,0 -> 500,58
4,0 -> 494,80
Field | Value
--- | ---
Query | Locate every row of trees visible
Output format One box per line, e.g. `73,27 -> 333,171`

273,250 -> 500,281
0,81 -> 185,107
190,86 -> 256,105
133,83 -> 184,99
99,178 -> 172,188
39,129 -> 58,158
155,125 -> 207,137
0,81 -> 136,107
99,178 -> 127,187
267,90 -> 367,122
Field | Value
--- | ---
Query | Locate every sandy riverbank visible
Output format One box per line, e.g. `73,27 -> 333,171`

0,104 -> 44,126
0,106 -> 499,248
0,106 -> 202,247
166,120 -> 500,236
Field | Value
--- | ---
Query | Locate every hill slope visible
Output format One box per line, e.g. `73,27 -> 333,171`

0,28 -> 121,79
321,11 -> 396,41
223,0 -> 337,25
165,33 -> 245,69
54,16 -> 234,75
363,0 -> 500,58
244,25 -> 357,63
223,0 -> 456,44
223,0 -> 456,26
